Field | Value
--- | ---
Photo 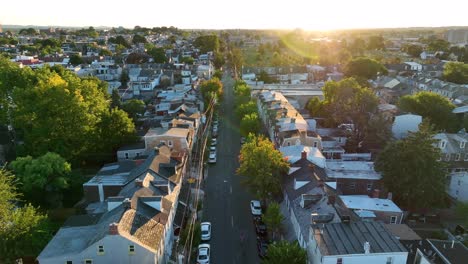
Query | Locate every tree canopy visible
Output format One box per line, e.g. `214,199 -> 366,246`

0,58 -> 136,164
0,169 -> 51,263
398,91 -> 457,132
121,99 -> 146,122
199,77 -> 223,105
237,135 -> 289,201
345,57 -> 388,80
147,47 -> 167,63
262,202 -> 283,241
193,34 -> 220,54
10,152 -> 71,208
443,62 -> 468,85
375,123 -> 447,210
240,113 -> 261,136
132,34 -> 147,44
320,78 -> 380,150
262,241 -> 307,264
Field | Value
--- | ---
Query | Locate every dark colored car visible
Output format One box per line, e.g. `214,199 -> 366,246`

256,237 -> 268,258
254,218 -> 267,237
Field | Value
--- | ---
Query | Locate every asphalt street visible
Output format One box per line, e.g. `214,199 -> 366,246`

202,71 -> 260,264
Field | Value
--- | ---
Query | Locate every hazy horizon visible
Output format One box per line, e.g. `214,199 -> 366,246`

2,0 -> 468,31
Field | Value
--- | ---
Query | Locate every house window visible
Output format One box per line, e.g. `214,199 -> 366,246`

461,142 -> 466,149
465,154 -> 468,161
458,180 -> 461,186
456,154 -> 461,161
338,137 -> 342,143
349,183 -> 356,189
313,141 -> 318,148
124,152 -> 129,160
97,245 -> 104,255
85,260 -> 93,264
445,154 -> 451,161
440,140 -> 446,149
66,261 -> 72,264
337,258 -> 343,264
287,142 -> 291,146
136,152 -> 140,157
367,184 -> 372,192
386,256 -> 393,264
456,190 -> 459,195
129,245 -> 135,255
168,140 -> 173,147
390,216 -> 397,224
160,140 -> 166,146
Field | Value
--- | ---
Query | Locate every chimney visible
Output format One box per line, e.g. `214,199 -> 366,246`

291,118 -> 296,123
387,192 -> 393,200
123,198 -> 131,209
301,151 -> 307,160
109,223 -> 119,235
372,189 -> 380,199
135,178 -> 144,187
154,146 -> 160,155
364,242 -> 371,254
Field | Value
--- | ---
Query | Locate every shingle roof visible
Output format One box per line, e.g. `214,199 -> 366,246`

314,221 -> 407,256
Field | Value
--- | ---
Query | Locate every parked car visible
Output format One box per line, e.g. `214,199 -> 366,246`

209,146 -> 216,152
254,219 -> 267,237
201,222 -> 211,241
208,152 -> 217,164
197,244 -> 210,264
256,238 -> 268,258
211,138 -> 217,146
250,200 -> 262,216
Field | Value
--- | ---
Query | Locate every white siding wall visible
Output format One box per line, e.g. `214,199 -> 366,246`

448,172 -> 468,202
39,235 -> 158,264
322,253 -> 408,264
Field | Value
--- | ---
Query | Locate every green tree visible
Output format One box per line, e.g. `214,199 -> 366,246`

263,241 -> 307,264
91,108 -> 137,162
262,202 -> 283,241
442,62 -> 468,84
213,70 -> 223,79
147,47 -> 167,63
132,34 -> 147,44
213,52 -> 225,69
109,35 -> 130,48
345,57 -> 388,80
236,101 -> 257,119
228,47 -> 244,78
305,97 -> 325,117
349,37 -> 366,56
240,113 -> 260,136
403,44 -> 423,58
237,135 -> 289,202
120,69 -> 129,86
121,99 -> 146,121
69,54 -> 83,66
362,113 -> 393,151
427,38 -> 450,52
456,202 -> 468,227
0,169 -> 51,263
321,78 -> 379,150
193,35 -> 220,53
199,77 -> 223,105
180,56 -> 195,65
99,48 -> 113,56
111,89 -> 122,109
367,35 -> 386,51
10,152 -> 71,208
375,123 -> 447,209
398,91 -> 457,131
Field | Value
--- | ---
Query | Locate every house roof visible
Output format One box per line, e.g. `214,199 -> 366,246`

339,195 -> 402,213
325,161 -> 381,180
384,224 -> 421,241
165,127 -> 190,138
280,145 -> 326,168
427,239 -> 468,264
313,221 -> 407,256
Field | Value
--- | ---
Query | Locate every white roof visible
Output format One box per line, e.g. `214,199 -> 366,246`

354,210 -> 377,218
280,145 -> 326,168
453,105 -> 468,114
325,182 -> 337,190
392,114 -> 422,139
325,161 -> 381,180
339,195 -> 402,213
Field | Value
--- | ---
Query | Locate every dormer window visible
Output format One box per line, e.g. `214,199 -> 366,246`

440,140 -> 447,149
456,154 -> 461,161
461,142 -> 466,149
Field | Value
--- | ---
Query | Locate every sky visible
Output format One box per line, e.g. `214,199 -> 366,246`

2,0 -> 468,30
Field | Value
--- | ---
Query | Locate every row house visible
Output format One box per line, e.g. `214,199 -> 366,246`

434,129 -> 468,202
128,67 -> 162,96
39,145 -> 187,264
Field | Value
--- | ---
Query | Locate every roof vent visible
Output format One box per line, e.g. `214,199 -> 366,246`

364,241 -> 370,254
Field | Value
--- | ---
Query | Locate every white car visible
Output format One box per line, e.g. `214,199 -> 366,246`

201,222 -> 211,241
197,244 -> 210,264
211,138 -> 217,146
213,125 -> 218,133
250,200 -> 262,216
208,152 -> 217,163
209,146 -> 216,152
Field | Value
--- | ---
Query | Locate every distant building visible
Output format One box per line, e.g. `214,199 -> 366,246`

446,29 -> 468,44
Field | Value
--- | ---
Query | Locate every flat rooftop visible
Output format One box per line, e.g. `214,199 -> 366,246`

339,195 -> 402,213
325,161 -> 382,180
